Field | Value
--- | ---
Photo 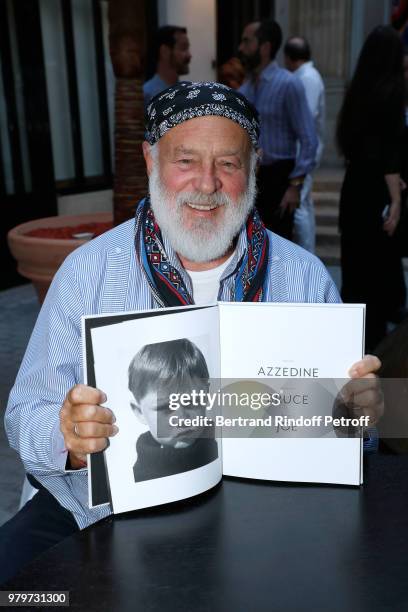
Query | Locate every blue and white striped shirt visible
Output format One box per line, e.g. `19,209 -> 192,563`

143,74 -> 171,107
239,61 -> 318,177
5,219 -> 340,529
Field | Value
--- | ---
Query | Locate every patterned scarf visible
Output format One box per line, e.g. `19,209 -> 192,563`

134,198 -> 269,307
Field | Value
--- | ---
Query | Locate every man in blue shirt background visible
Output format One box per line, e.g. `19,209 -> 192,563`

144,25 -> 191,107
239,20 -> 318,241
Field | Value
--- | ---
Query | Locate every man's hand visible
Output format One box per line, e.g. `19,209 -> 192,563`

383,200 -> 401,237
279,185 -> 300,216
342,355 -> 384,427
60,384 -> 118,469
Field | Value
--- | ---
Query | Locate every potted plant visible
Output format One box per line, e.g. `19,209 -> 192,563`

7,212 -> 112,303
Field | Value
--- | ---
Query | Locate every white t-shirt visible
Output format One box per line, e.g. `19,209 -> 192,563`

294,61 -> 325,165
186,251 -> 236,306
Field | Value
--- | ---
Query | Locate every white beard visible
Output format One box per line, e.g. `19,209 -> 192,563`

148,156 -> 257,263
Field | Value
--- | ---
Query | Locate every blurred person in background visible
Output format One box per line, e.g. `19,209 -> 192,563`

218,57 -> 245,90
336,25 -> 406,351
144,25 -> 191,106
284,36 -> 325,253
238,20 -> 317,240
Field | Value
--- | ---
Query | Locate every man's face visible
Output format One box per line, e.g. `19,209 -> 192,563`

170,32 -> 191,75
143,116 -> 257,263
133,389 -> 206,447
239,23 -> 261,72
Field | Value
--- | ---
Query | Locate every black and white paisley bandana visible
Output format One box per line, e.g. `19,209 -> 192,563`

135,197 -> 269,307
145,81 -> 260,147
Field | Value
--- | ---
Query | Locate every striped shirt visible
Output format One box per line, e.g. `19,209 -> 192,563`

143,74 -> 171,107
239,61 -> 318,178
5,219 -> 340,529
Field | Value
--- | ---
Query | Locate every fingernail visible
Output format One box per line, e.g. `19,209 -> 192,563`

101,393 -> 107,403
112,425 -> 119,435
112,413 -> 116,423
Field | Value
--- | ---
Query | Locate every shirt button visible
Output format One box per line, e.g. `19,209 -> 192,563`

115,247 -> 122,254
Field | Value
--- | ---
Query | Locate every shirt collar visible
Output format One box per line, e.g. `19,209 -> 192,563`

294,61 -> 314,77
152,73 -> 176,88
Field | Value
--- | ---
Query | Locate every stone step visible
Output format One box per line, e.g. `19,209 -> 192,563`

313,180 -> 342,193
298,168 -> 343,266
315,244 -> 340,266
313,168 -> 344,193
314,205 -> 338,226
315,225 -> 340,247
313,191 -> 339,208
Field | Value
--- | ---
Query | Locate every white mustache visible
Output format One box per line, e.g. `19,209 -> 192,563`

175,191 -> 232,208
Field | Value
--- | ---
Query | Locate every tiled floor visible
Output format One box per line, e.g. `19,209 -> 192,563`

0,284 -> 40,527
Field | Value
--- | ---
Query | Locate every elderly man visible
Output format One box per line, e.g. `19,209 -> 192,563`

2,82 -> 381,584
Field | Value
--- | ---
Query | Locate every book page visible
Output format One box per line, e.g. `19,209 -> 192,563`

86,305 -> 222,514
218,303 -> 365,486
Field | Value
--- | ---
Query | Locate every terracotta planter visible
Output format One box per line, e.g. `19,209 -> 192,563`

7,212 -> 113,303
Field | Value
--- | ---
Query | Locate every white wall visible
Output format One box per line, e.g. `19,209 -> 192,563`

158,0 -> 216,82
58,189 -> 112,215
350,0 -> 391,75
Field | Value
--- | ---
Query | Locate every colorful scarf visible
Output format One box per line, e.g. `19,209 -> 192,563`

135,198 -> 269,307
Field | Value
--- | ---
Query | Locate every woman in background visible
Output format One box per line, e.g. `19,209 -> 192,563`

336,25 -> 406,351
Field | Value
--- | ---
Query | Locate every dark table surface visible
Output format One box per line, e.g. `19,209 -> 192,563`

6,454 -> 408,612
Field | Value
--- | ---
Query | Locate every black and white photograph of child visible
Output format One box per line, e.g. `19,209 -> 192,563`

128,339 -> 219,483
88,305 -> 222,514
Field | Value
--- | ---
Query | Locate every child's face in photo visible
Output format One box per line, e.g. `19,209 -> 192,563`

133,386 -> 207,447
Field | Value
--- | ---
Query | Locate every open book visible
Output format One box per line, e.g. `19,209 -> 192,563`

83,302 -> 365,515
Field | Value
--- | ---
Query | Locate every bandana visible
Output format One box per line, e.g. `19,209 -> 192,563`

135,198 -> 269,307
145,81 -> 260,147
